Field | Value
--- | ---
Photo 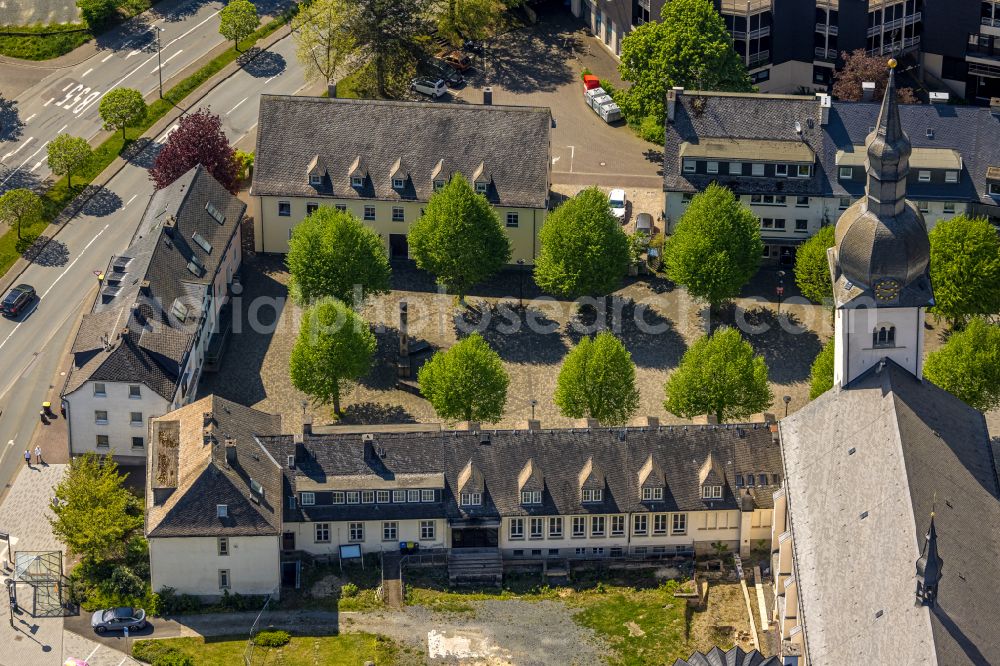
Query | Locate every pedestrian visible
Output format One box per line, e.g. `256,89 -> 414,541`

34,446 -> 42,465
23,450 -> 30,467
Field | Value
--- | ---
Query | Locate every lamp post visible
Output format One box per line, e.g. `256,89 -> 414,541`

155,27 -> 165,98
530,399 -> 537,420
776,270 -> 786,313
782,394 -> 791,417
516,259 -> 525,310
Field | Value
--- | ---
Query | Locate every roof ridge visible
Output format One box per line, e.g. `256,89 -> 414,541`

259,93 -> 550,114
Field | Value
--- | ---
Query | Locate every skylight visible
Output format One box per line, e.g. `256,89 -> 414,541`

187,257 -> 205,277
205,201 -> 225,225
191,232 -> 212,254
169,300 -> 189,321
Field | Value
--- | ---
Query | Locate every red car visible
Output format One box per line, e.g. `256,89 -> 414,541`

438,50 -> 472,72
1,283 -> 35,317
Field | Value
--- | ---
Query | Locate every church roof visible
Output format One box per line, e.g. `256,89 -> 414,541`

779,360 -> 1000,665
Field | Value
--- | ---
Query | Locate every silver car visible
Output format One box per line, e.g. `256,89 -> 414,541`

91,606 -> 147,634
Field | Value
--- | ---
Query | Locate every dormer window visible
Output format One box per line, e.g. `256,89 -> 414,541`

918,170 -> 931,182
641,487 -> 663,501
582,488 -> 603,503
702,485 -> 722,499
310,174 -> 322,186
990,183 -> 1000,196
945,171 -> 958,183
351,176 -> 363,187
460,492 -> 482,506
433,179 -> 445,191
393,178 -> 405,189
521,490 -> 541,505
217,504 -> 228,518
475,181 -> 488,194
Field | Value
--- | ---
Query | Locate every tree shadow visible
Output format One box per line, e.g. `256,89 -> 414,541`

453,302 -> 569,364
153,0 -> 216,23
719,305 -> 822,384
0,95 -> 25,143
643,149 -> 664,176
487,21 -> 576,94
95,19 -> 155,52
121,137 -> 160,169
20,236 -> 69,267
338,402 -> 417,425
79,185 -> 123,217
0,163 -> 43,194
358,324 -> 440,390
564,296 -> 688,369
238,47 -> 286,78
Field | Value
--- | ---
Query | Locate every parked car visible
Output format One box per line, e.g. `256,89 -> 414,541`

410,78 -> 447,98
463,39 -> 484,56
635,212 -> 653,233
0,283 -> 35,317
437,50 -> 472,72
91,607 -> 147,634
420,60 -> 464,87
609,189 -> 627,220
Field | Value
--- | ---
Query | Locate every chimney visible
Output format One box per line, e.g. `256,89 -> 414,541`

816,93 -> 831,125
630,416 -> 659,428
455,421 -> 480,431
302,413 -> 312,436
483,87 -> 493,105
991,97 -> 1000,118
517,419 -> 541,431
692,414 -> 719,425
861,81 -> 876,102
479,433 -> 491,445
666,87 -> 683,123
224,438 -> 237,466
203,412 -> 214,428
363,433 -> 375,460
575,417 -> 599,429
929,91 -> 949,104
327,80 -> 337,98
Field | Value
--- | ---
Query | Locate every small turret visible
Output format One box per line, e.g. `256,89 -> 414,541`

915,512 -> 943,608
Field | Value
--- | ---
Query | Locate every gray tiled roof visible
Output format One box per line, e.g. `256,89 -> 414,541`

63,165 -> 245,400
673,646 -> 780,666
779,360 -> 1000,665
251,95 -> 551,209
259,424 -> 782,524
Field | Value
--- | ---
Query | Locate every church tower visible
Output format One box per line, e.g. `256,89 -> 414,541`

828,60 -> 934,388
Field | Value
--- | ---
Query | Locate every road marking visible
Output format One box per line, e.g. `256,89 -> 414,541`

126,194 -> 137,206
264,74 -> 278,85
116,658 -> 128,666
156,123 -> 179,143
40,223 -> 111,301
57,124 -> 68,134
43,98 -> 54,107
170,9 -> 221,45
567,145 -> 575,172
552,156 -> 560,164
151,49 -> 184,73
30,159 -> 44,172
101,52 -> 115,63
82,68 -> 93,77
126,49 -> 142,59
227,96 -> 249,114
62,82 -> 73,92
0,140 -> 49,188
1,136 -> 33,161
85,644 -> 100,662
24,113 -> 35,123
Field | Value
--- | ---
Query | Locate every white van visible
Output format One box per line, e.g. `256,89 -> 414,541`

410,78 -> 447,98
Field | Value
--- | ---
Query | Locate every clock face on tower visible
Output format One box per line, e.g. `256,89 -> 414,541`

874,278 -> 901,302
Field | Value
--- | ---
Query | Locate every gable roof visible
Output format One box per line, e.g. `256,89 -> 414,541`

251,95 -> 551,208
673,646 -> 780,666
779,360 -> 1000,665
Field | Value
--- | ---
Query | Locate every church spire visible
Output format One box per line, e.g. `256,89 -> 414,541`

915,512 -> 943,608
865,59 -> 911,219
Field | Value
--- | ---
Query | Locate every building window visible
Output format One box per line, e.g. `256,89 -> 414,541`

349,522 -> 364,541
530,517 -> 544,539
301,492 -> 315,506
513,549 -> 524,557
475,181 -> 488,193
581,488 -> 603,503
654,514 -> 668,535
130,411 -> 143,426
407,490 -> 420,503
351,176 -> 363,187
706,161 -> 719,174
421,489 -> 435,502
335,203 -> 347,211
433,179 -> 445,190
702,485 -> 723,499
990,183 -> 1000,196
309,174 -> 322,186
420,520 -> 436,540
681,192 -> 693,204
218,537 -> 229,556
592,547 -> 605,556
774,219 -> 786,230
943,202 -> 956,214
128,384 -> 141,398
96,435 -> 109,448
575,547 -> 586,556
315,523 -> 330,543
736,474 -> 744,487
572,516 -> 586,538
219,569 -> 230,589
796,196 -> 809,207
392,207 -> 404,222
460,492 -> 482,506
795,219 -> 809,232
278,201 -> 291,217
364,205 -> 375,221
382,522 -> 398,541
945,171 -> 958,183
672,513 -> 687,535
728,162 -> 742,175
775,164 -> 788,177
392,490 -> 406,503
642,487 -> 663,501
392,177 -> 405,189
549,517 -> 563,538
305,202 -> 319,216
217,504 -> 228,518
873,325 -> 896,348
332,492 -> 345,504
918,200 -> 930,213
751,194 -> 762,204
93,383 -> 106,397
506,212 -> 519,228
548,548 -> 560,556
521,490 -> 541,505
633,514 -> 648,536
95,410 -> 108,425
762,218 -> 774,229
131,437 -> 144,449
682,159 -> 696,173
762,246 -> 770,258
377,490 -> 390,503
752,163 -> 764,176
510,518 -> 525,539
839,166 -> 853,180
610,515 -> 625,536
591,516 -> 605,537
839,197 -> 851,209
918,170 -> 931,182
288,496 -> 296,509
361,491 -> 375,504
797,165 -> 811,177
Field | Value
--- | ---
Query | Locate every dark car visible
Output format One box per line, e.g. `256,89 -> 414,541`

421,59 -> 464,87
463,39 -> 484,56
91,607 -> 147,634
1,283 -> 35,317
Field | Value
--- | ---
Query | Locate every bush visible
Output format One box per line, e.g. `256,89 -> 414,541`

254,629 -> 291,648
580,67 -> 592,80
131,640 -> 194,666
110,565 -> 146,599
636,114 -> 665,145
218,589 -> 265,612
77,0 -> 118,28
340,582 -> 359,598
157,587 -> 202,615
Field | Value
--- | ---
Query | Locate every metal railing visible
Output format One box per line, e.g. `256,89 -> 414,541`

816,22 -> 838,35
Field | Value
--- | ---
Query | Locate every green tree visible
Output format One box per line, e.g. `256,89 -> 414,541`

346,0 -> 428,97
408,174 -> 511,302
291,0 -> 356,91
928,215 -> 1000,327
290,299 -> 376,414
47,133 -> 93,189
219,0 -> 260,51
99,88 -> 147,140
49,453 -> 144,562
617,0 -> 751,126
438,0 -> 504,43
794,225 -> 836,305
554,331 -> 640,425
664,326 -> 773,423
533,187 -> 631,299
0,188 -> 42,240
287,206 -> 391,306
418,333 -> 509,422
809,338 -> 835,399
77,0 -> 117,29
664,183 -> 762,316
924,317 -> 1000,412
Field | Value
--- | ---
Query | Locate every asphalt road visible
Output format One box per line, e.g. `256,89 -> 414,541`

0,0 -> 287,194
0,31 -> 306,500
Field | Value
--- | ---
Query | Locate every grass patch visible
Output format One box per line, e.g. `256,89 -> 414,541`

0,24 -> 92,60
334,69 -> 364,99
131,632 -> 400,666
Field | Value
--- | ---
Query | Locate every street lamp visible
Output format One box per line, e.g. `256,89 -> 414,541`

516,259 -> 525,310
776,270 -> 786,313
155,27 -> 165,99
530,399 -> 537,420
782,394 -> 791,417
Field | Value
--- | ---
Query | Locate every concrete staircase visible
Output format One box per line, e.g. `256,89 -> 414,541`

448,548 -> 503,587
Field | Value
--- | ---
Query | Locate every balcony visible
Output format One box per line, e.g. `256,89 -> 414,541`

968,33 -> 1000,60
815,47 -> 838,61
984,17 -> 1000,28
867,12 -> 922,37
867,36 -> 920,57
747,51 -> 771,69
816,22 -> 838,35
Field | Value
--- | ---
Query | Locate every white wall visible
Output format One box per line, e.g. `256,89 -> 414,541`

150,535 -> 280,598
834,306 -> 924,387
288,518 -> 448,556
66,381 -> 170,461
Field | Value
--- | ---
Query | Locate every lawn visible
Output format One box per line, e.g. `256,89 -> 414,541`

0,24 -> 92,60
132,632 -> 400,666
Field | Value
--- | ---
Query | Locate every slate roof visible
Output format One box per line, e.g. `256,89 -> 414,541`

251,95 -> 551,209
258,424 -> 783,524
63,165 -> 245,400
673,646 -> 780,666
779,360 -> 1000,665
146,396 -> 283,538
663,91 -> 1000,206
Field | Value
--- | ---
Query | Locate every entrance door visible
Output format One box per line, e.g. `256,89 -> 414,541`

280,561 -> 300,588
282,532 -> 295,551
389,234 -> 408,260
779,246 -> 795,266
452,528 -> 499,548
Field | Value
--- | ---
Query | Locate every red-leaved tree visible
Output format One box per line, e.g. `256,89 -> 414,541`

832,49 -> 917,103
149,109 -> 240,193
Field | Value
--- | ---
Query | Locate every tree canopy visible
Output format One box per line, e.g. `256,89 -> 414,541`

664,326 -> 773,423
149,108 -> 239,193
533,187 -> 630,299
407,174 -> 511,300
809,338 -> 835,399
346,0 -> 428,97
47,133 -> 93,188
291,0 -> 356,89
49,453 -> 144,562
287,206 -> 391,306
664,183 -> 763,311
554,331 -> 640,425
99,88 -> 147,140
438,0 -> 504,43
290,299 -> 376,414
924,317 -> 1000,412
418,333 -> 509,422
618,0 -> 751,124
219,0 -> 260,50
832,49 -> 917,103
0,188 -> 42,240
794,225 -> 836,305
928,215 -> 1000,326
